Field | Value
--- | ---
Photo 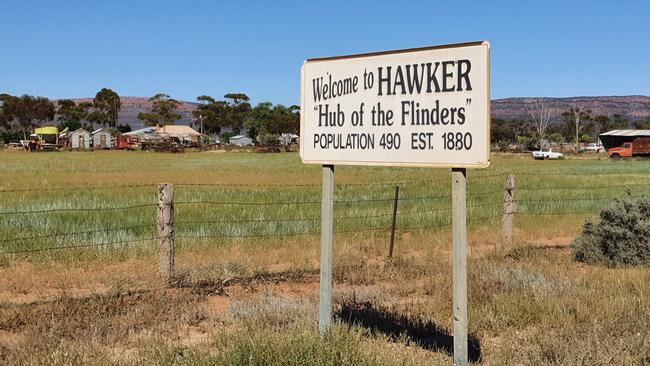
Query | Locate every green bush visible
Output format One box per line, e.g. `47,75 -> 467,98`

573,195 -> 650,266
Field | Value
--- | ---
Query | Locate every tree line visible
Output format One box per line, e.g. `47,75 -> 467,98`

491,100 -> 650,150
0,88 -> 124,142
0,89 -> 299,146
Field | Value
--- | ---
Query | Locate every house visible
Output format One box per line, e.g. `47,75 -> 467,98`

229,135 -> 253,146
91,129 -> 112,149
70,129 -> 91,149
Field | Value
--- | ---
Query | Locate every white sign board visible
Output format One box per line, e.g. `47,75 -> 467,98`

300,41 -> 490,168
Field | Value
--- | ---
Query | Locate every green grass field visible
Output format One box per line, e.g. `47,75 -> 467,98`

0,150 -> 649,365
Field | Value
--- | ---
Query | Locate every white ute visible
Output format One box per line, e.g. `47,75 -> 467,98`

532,148 -> 564,160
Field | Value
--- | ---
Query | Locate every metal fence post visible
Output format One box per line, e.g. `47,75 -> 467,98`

319,165 -> 334,334
157,183 -> 175,287
452,168 -> 468,366
502,175 -> 515,245
389,185 -> 400,257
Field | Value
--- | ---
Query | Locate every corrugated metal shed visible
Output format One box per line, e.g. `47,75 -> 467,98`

70,129 -> 91,149
599,129 -> 650,150
91,129 -> 113,149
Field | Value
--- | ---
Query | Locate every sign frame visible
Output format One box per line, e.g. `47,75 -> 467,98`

302,41 -> 491,366
300,41 -> 491,169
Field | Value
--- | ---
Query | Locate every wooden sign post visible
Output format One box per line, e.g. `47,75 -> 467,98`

301,42 -> 490,365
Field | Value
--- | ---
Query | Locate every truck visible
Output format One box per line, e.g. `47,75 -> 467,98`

116,135 -> 140,150
607,137 -> 650,159
26,127 -> 59,151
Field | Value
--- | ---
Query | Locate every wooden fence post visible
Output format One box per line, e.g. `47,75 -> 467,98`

389,185 -> 400,257
502,175 -> 516,245
157,183 -> 175,287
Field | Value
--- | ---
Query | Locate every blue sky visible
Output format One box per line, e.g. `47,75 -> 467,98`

0,0 -> 648,105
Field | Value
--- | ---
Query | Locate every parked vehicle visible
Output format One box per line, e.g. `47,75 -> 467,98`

608,137 -> 650,159
116,135 -> 140,150
584,143 -> 603,152
532,149 -> 564,160
26,127 -> 59,151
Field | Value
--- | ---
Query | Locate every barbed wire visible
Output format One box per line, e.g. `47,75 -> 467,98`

0,237 -> 156,255
516,196 -> 643,203
517,211 -> 599,216
0,224 -> 155,243
518,183 -> 650,191
0,174 -> 508,194
0,184 -> 157,193
0,203 -> 156,216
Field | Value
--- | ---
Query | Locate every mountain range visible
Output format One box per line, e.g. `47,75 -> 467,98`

71,95 -> 650,130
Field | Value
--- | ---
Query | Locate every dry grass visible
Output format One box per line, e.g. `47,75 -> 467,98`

0,150 -> 649,364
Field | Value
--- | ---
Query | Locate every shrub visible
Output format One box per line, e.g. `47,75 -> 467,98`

572,194 -> 650,266
496,140 -> 510,152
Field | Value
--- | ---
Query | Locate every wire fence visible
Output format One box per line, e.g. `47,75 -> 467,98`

2,172 -> 650,257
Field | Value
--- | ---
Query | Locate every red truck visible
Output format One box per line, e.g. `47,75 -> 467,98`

608,137 -> 650,158
116,135 -> 139,150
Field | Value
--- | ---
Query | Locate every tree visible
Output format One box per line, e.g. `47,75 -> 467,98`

594,115 -> 612,135
90,88 -> 121,127
244,102 -> 300,149
525,99 -> 552,145
0,94 -> 12,129
138,93 -> 181,126
632,117 -> 650,129
2,95 -> 55,139
192,95 -> 230,134
224,93 -> 251,133
612,114 -> 629,129
56,99 -> 90,132
562,107 -> 593,150
192,93 -> 252,135
490,118 -> 514,144
547,132 -> 565,144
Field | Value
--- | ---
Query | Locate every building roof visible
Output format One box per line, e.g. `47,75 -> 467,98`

598,129 -> 650,150
230,135 -> 250,140
71,128 -> 90,135
123,127 -> 157,136
156,125 -> 202,137
599,129 -> 650,137
91,128 -> 111,135
34,126 -> 59,135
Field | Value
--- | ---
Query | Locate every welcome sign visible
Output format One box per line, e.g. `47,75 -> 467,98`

300,41 -> 490,168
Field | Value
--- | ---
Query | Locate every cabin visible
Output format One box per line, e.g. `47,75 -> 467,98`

91,129 -> 112,149
70,129 -> 91,149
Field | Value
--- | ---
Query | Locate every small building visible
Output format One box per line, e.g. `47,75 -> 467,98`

229,135 -> 253,146
91,129 -> 113,149
70,129 -> 91,149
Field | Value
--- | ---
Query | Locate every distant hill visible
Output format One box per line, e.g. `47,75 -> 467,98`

492,96 -> 650,123
66,95 -> 650,131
